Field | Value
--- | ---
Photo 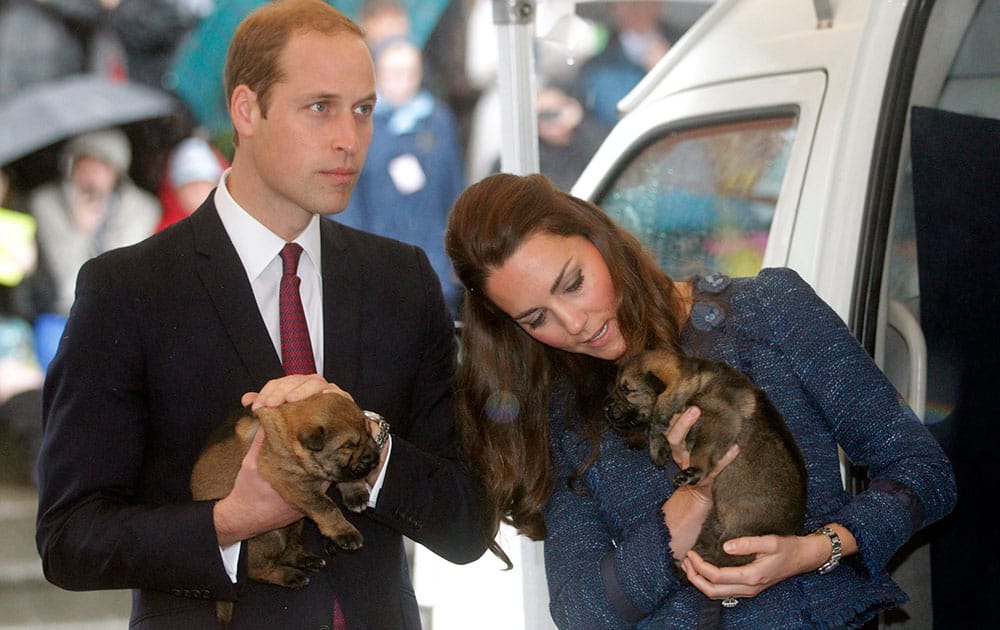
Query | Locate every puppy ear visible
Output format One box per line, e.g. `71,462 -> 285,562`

299,425 -> 328,452
643,371 -> 667,395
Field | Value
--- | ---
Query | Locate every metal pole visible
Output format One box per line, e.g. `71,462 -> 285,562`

490,7 -> 557,627
492,0 -> 540,175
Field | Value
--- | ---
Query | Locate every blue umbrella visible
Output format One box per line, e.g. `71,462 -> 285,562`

165,0 -> 451,134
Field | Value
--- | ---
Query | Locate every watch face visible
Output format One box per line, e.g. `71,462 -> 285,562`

376,421 -> 388,447
364,410 -> 390,448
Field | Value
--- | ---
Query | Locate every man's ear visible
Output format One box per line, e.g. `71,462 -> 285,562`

230,84 -> 258,138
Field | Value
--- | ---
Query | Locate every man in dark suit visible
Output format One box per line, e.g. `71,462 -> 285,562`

34,1 -> 490,628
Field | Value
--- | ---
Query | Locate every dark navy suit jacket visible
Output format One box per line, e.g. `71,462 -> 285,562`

35,199 -> 489,628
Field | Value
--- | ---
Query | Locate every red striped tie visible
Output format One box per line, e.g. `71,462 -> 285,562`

278,243 -> 315,375
279,244 -> 347,627
332,598 -> 348,630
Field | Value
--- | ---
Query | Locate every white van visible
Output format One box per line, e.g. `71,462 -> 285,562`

570,0 -> 999,627
415,1 -> 996,627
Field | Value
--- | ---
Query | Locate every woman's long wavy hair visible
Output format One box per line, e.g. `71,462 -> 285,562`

444,173 -> 687,562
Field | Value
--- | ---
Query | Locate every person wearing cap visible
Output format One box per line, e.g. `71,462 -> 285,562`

26,127 -> 160,369
28,127 -> 160,318
156,136 -> 228,231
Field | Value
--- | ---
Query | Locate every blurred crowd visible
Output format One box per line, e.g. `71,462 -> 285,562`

0,0 -> 703,484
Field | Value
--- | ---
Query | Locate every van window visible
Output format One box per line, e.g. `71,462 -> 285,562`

597,115 -> 796,279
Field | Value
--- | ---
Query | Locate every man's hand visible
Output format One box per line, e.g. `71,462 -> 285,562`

242,373 -> 352,410
212,425 -> 302,546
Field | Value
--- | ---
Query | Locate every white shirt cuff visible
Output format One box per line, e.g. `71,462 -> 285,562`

220,540 -> 241,583
366,436 -> 392,508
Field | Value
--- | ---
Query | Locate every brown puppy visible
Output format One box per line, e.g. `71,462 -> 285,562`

605,349 -> 807,568
190,393 -> 380,626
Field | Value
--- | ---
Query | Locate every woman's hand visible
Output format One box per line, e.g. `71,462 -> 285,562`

680,527 -> 852,601
665,404 -> 703,471
661,406 -> 739,560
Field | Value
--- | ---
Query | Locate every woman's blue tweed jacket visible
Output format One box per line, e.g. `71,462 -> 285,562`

543,268 -> 956,629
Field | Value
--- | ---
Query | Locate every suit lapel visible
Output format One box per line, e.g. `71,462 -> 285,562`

189,203 -> 284,385
320,219 -> 363,394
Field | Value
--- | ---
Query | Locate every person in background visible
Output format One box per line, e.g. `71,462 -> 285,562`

105,0 -> 213,89
534,82 -> 610,191
0,300 -> 44,485
0,166 -> 47,485
156,135 -> 227,231
464,0 -> 605,184
575,1 -> 681,127
357,0 -> 409,46
492,80 -> 611,192
444,173 -> 956,628
34,2 -> 489,628
27,127 -> 160,369
336,35 -> 466,319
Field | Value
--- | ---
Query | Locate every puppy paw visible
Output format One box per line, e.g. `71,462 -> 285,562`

256,566 -> 312,590
325,530 -> 364,555
650,448 -> 671,467
337,481 -> 371,513
674,467 -> 704,486
282,571 -> 311,590
293,551 -> 326,573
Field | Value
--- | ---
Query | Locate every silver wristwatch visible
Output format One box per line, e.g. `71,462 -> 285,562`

363,410 -> 391,449
813,526 -> 842,574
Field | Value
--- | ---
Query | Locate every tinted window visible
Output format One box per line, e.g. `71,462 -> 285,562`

597,115 -> 796,279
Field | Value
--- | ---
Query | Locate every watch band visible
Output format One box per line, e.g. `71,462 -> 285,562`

813,526 -> 842,574
363,410 -> 391,449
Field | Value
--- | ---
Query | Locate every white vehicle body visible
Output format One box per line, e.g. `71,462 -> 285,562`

568,0 -> 997,628
576,0 -> 991,343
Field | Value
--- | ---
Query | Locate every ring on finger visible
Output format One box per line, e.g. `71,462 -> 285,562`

721,596 -> 739,608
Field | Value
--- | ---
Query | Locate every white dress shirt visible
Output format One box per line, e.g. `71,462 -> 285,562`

211,170 -> 391,582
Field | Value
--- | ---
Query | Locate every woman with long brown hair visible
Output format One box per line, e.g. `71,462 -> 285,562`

445,172 -> 955,628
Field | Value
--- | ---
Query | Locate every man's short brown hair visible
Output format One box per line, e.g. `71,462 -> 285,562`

224,0 -> 366,141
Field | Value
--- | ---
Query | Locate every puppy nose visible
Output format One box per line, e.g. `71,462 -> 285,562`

604,400 -> 620,420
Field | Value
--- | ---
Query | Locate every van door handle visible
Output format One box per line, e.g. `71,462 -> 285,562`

887,299 -> 927,421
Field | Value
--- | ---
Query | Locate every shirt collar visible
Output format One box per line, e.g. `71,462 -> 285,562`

214,168 -> 322,281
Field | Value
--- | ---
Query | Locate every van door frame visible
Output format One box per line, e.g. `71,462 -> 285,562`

573,70 -> 828,273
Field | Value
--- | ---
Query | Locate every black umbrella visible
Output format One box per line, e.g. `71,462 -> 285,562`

0,73 -> 177,167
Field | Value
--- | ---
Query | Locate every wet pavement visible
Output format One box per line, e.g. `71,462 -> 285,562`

0,424 -> 130,628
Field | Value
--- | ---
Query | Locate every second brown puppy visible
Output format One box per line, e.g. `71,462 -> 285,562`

190,393 -> 381,626
604,349 -> 807,568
